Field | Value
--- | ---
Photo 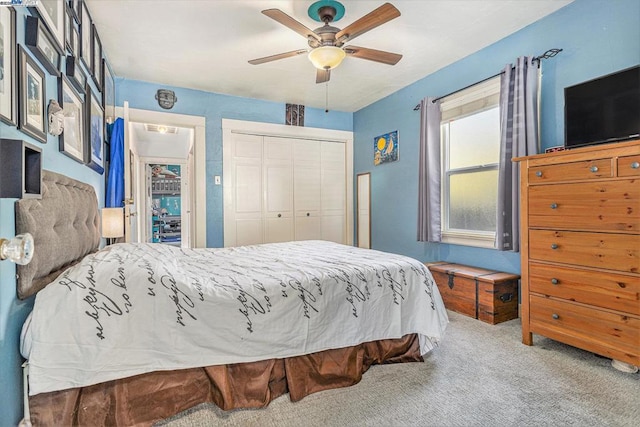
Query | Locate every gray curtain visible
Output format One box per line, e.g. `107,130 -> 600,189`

496,56 -> 540,251
417,97 -> 442,242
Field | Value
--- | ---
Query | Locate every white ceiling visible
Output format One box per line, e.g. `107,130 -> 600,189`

87,0 -> 573,113
131,122 -> 193,158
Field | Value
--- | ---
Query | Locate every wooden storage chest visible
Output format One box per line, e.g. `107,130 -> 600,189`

427,262 -> 520,324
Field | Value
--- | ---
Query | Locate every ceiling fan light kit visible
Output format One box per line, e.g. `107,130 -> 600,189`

249,1 -> 402,83
308,46 -> 346,70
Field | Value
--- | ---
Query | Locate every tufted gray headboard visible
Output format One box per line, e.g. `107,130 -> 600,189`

15,170 -> 101,299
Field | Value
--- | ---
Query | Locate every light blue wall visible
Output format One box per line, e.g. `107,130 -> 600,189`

0,7 -> 105,425
116,79 -> 353,248
353,0 -> 640,274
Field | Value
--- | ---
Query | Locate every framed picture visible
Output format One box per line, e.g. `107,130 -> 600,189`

85,85 -> 104,174
79,0 -> 91,71
32,0 -> 65,52
0,7 -> 17,126
68,0 -> 80,24
70,17 -> 80,59
18,46 -> 47,144
91,24 -> 102,90
374,130 -> 399,166
25,16 -> 62,76
65,55 -> 86,94
58,74 -> 84,163
64,4 -> 73,54
102,58 -> 115,124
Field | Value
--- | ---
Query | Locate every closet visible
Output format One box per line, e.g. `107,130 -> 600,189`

224,131 -> 347,247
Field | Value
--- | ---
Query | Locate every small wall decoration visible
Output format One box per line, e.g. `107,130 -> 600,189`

68,0 -> 81,24
65,55 -> 86,94
374,130 -> 399,166
85,85 -> 104,174
286,103 -> 305,126
18,46 -> 47,143
156,89 -> 177,109
0,7 -> 17,126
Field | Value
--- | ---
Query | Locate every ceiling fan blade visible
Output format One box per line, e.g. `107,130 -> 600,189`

335,3 -> 400,44
262,9 -> 321,42
344,46 -> 402,65
248,49 -> 308,65
316,69 -> 331,84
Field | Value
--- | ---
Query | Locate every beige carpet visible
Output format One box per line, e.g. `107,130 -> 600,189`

156,311 -> 639,427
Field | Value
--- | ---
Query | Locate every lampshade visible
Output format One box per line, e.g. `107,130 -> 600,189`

101,208 -> 124,239
308,46 -> 346,70
0,233 -> 34,265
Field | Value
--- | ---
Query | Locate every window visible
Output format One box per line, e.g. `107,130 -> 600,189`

440,77 -> 500,248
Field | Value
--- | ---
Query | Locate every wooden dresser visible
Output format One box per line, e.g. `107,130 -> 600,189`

515,139 -> 640,367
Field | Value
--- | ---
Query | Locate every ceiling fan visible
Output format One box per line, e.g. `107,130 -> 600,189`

248,1 -> 402,83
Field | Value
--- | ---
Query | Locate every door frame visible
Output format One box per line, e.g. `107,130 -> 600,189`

117,106 -> 207,247
222,118 -> 354,247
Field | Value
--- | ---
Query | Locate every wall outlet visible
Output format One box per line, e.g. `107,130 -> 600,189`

214,175 -> 221,185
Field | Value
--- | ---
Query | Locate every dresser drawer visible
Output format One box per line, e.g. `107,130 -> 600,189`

528,180 -> 640,232
529,158 -> 612,183
618,155 -> 640,177
529,262 -> 640,316
529,295 -> 640,365
529,230 -> 640,273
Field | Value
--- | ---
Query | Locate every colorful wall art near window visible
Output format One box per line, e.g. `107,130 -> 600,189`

374,130 -> 398,166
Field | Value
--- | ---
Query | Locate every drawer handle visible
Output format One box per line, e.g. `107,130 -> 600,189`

550,203 -> 558,209
552,313 -> 560,320
306,212 -> 310,217
632,161 -> 640,169
551,278 -> 559,285
277,213 -> 282,218
590,165 -> 599,173
535,171 -> 543,177
551,243 -> 558,250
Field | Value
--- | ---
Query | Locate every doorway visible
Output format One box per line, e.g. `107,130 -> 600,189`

119,104 -> 207,247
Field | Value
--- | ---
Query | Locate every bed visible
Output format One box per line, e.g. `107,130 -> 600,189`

16,171 -> 449,426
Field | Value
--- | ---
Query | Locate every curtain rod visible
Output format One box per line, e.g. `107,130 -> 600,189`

412,48 -> 562,111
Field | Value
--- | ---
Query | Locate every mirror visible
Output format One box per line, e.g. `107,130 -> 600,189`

357,173 -> 371,248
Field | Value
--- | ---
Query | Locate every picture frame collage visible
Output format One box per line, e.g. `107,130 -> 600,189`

0,1 -> 116,175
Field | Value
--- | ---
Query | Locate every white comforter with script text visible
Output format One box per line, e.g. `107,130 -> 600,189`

24,241 -> 448,395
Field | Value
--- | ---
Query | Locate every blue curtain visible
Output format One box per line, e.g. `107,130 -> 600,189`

106,118 -> 124,207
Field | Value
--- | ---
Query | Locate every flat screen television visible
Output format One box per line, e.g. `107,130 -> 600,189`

564,65 -> 640,149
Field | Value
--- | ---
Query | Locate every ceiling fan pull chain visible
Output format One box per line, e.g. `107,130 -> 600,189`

325,80 -> 329,113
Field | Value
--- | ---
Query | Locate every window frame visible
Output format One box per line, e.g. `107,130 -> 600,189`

439,77 -> 501,249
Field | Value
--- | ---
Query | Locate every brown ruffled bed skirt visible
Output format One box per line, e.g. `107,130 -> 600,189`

28,334 -> 422,426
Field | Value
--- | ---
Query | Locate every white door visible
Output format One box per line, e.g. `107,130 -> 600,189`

123,102 -> 139,243
263,137 -> 294,243
293,139 -> 321,240
225,133 -> 264,246
320,141 -> 346,244
145,164 -> 153,242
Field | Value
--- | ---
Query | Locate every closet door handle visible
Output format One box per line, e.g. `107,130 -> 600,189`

277,213 -> 282,218
306,212 -> 310,217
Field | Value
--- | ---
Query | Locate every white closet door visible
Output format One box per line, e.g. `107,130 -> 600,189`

320,141 -> 346,244
229,134 -> 263,246
264,137 -> 294,243
293,140 -> 322,240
